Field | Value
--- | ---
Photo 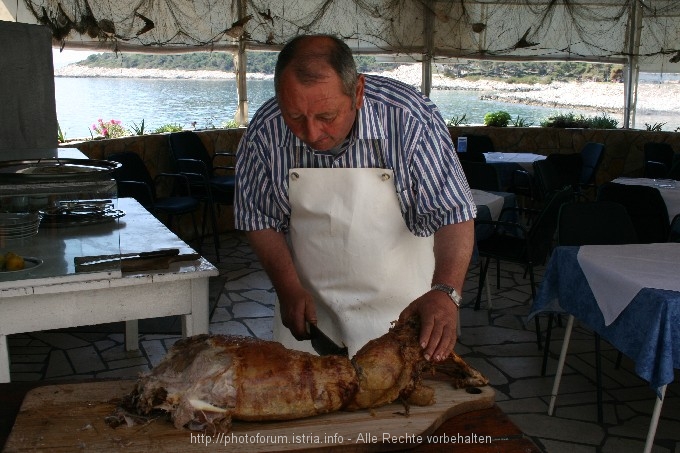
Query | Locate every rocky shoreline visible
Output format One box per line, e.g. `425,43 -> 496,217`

55,63 -> 680,114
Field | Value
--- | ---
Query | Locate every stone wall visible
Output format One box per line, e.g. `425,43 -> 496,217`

68,126 -> 679,239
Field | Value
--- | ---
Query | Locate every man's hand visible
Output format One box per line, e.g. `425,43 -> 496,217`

399,290 -> 458,362
245,229 -> 317,341
278,286 -> 317,340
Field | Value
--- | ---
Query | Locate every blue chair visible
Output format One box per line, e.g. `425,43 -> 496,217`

107,151 -> 200,244
168,131 -> 237,261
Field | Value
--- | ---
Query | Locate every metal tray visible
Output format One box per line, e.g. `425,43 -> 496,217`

0,158 -> 120,182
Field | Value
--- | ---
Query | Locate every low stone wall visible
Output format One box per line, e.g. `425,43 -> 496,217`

68,126 -> 678,239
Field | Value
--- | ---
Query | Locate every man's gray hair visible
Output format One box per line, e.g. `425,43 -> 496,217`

274,34 -> 358,101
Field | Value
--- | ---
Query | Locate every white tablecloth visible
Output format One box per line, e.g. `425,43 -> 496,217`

471,189 -> 504,221
577,243 -> 680,325
484,152 -> 546,173
612,177 -> 680,222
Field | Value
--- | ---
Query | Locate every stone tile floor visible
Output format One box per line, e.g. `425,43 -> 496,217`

6,231 -> 680,452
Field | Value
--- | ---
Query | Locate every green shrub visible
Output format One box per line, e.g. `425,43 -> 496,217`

129,119 -> 146,135
645,122 -> 666,132
222,119 -> 240,128
540,112 -> 618,129
484,111 -> 512,127
57,123 -> 65,143
446,114 -> 469,126
512,115 -> 534,127
152,123 -> 184,133
588,113 -> 618,129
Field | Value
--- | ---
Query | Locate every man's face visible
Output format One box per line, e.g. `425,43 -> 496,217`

278,66 -> 364,151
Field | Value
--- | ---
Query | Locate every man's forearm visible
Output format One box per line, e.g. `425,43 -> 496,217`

245,229 -> 303,296
431,220 -> 475,292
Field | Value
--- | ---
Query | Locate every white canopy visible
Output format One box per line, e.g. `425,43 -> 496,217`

2,1 -> 678,70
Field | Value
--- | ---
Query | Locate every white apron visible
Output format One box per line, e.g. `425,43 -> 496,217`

273,166 -> 435,356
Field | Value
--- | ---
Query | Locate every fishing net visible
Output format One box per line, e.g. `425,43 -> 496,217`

21,0 -> 680,72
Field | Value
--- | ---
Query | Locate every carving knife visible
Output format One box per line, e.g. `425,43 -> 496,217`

308,323 -> 348,356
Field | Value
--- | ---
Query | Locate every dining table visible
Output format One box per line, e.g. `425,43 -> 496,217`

612,177 -> 680,221
529,243 -> 680,453
0,197 -> 218,383
483,152 -> 546,190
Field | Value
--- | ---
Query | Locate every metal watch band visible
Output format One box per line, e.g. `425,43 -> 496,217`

431,283 -> 462,308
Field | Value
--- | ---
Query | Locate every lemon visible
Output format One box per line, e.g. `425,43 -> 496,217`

4,252 -> 25,271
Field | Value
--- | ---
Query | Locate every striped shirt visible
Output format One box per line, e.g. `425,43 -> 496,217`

234,74 -> 475,236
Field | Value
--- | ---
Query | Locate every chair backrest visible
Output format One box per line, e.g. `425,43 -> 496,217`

533,158 -> 569,200
545,153 -> 582,188
643,142 -> 674,178
580,142 -> 605,185
168,131 -> 213,174
644,142 -> 674,168
461,134 -> 495,154
107,152 -> 156,202
669,160 -> 680,181
527,186 -> 573,262
596,182 -> 670,243
461,161 -> 500,191
557,201 -> 638,246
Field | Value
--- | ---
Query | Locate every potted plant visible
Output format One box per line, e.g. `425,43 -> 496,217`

484,111 -> 512,127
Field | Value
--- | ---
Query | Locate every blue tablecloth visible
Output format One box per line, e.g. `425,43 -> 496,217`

488,162 -> 525,190
529,246 -> 680,392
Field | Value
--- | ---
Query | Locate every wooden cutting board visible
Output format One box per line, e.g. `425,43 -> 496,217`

4,378 -> 494,452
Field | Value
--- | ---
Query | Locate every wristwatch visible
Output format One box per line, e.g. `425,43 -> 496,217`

431,283 -> 462,309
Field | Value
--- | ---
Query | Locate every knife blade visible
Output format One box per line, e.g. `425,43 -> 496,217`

74,248 -> 180,267
74,249 -> 201,273
308,323 -> 348,356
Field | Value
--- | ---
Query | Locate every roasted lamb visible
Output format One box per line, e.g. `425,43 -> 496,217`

129,316 -> 488,431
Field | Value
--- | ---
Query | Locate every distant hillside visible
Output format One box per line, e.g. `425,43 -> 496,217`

78,52 -> 622,82
79,52 -> 399,74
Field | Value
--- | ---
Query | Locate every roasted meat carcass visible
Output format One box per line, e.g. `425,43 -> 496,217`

129,316 -> 487,431
131,335 -> 358,431
345,315 -> 434,410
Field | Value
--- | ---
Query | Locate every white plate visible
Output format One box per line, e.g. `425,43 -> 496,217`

0,257 -> 43,273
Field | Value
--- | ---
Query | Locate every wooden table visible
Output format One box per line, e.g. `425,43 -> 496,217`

0,380 -> 542,452
0,198 -> 218,382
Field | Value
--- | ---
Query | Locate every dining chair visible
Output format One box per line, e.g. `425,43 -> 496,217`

668,160 -> 680,181
578,142 -> 605,197
544,200 -> 638,422
107,151 -> 201,242
460,134 -> 495,154
456,134 -> 494,163
596,182 -> 670,243
474,186 -> 573,349
168,131 -> 237,261
643,142 -> 674,178
461,161 -> 501,192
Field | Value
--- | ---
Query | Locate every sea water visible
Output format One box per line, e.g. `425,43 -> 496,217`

52,77 -> 639,140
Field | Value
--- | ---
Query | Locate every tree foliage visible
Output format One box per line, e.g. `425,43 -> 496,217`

80,52 -> 396,74
79,52 -> 622,83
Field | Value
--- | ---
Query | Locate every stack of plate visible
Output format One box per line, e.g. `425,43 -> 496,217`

0,212 -> 41,240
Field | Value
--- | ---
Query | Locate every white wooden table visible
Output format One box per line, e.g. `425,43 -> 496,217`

0,198 -> 218,382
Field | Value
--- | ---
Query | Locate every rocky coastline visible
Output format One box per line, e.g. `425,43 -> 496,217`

55,63 -> 680,115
